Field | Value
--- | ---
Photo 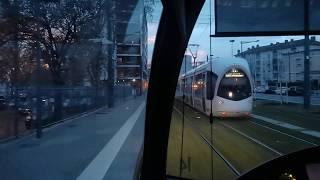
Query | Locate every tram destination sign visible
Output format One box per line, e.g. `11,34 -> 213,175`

225,72 -> 244,78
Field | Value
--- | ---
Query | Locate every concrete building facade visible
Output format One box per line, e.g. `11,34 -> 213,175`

238,37 -> 320,89
115,0 -> 148,94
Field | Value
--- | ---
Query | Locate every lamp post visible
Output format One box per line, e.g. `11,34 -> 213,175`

188,44 -> 200,68
229,40 -> 235,56
34,0 -> 47,139
282,47 -> 296,83
240,40 -> 260,89
132,78 -> 136,98
240,40 -> 260,53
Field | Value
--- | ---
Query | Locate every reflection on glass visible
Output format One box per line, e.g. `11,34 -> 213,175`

0,0 -> 148,138
310,0 -> 320,31
216,0 -> 305,33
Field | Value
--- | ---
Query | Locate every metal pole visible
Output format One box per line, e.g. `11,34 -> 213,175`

179,55 -> 187,177
286,81 -> 288,104
304,0 -> 310,109
230,40 -> 235,56
11,2 -> 19,138
35,0 -> 42,138
304,35 -> 310,108
232,42 -> 233,56
209,0 -> 213,179
277,51 -> 283,104
288,53 -> 291,82
255,56 -> 257,87
107,2 -> 114,108
188,44 -> 199,68
280,81 -> 283,104
240,40 -> 259,55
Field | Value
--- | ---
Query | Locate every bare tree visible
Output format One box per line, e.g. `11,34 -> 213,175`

0,0 -> 111,120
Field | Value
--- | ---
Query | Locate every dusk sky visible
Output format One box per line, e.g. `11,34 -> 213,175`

146,0 -> 319,64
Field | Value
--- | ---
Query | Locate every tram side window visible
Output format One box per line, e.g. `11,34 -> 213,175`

194,73 -> 205,98
177,79 -> 182,94
181,79 -> 184,93
184,78 -> 188,95
206,71 -> 217,100
186,77 -> 192,95
181,78 -> 186,95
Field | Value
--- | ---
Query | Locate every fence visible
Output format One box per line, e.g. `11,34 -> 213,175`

0,85 -> 133,141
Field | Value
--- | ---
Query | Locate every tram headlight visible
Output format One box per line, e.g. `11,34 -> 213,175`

228,91 -> 233,98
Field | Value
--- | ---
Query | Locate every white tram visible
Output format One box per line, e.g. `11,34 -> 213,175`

178,57 -> 253,117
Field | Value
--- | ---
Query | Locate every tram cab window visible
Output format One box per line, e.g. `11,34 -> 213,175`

217,69 -> 251,101
206,71 -> 217,100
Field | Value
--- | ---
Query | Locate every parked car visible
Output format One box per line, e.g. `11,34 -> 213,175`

275,87 -> 288,95
288,86 -> 304,96
264,86 -> 277,94
254,86 -> 266,93
24,97 -> 53,129
17,101 -> 32,115
0,96 -> 6,110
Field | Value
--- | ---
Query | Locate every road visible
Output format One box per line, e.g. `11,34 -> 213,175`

167,100 -> 320,180
254,93 -> 320,105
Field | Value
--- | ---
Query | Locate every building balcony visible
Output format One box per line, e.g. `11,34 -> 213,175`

117,64 -> 140,68
117,76 -> 142,80
117,45 -> 140,55
117,54 -> 141,57
117,42 -> 140,46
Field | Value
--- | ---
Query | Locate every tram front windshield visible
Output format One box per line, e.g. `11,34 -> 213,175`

217,69 -> 252,101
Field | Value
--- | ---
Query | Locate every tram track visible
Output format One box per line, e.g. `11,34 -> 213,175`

172,100 -> 317,176
175,98 -> 318,150
174,106 -> 241,177
217,122 -> 283,156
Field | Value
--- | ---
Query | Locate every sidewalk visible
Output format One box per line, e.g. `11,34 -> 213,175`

0,97 -> 146,180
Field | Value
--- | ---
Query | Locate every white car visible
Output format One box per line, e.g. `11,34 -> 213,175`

254,86 -> 266,93
275,87 -> 288,95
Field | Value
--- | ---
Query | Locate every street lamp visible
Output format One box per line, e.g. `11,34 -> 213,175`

229,40 -> 235,56
240,40 -> 260,53
282,47 -> 296,83
188,44 -> 200,68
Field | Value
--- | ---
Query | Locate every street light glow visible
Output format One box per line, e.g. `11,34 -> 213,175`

42,64 -> 49,70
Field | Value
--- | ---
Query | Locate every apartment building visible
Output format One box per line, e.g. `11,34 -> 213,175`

238,37 -> 320,89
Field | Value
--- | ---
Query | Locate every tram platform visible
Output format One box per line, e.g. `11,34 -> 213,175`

0,97 -> 145,180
